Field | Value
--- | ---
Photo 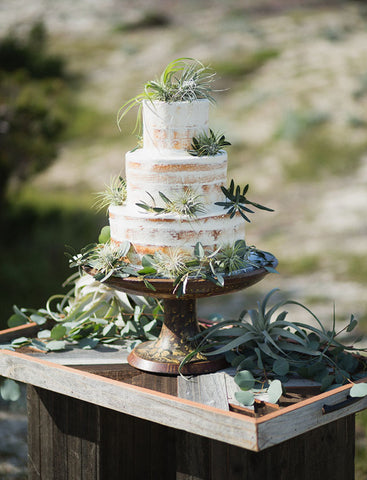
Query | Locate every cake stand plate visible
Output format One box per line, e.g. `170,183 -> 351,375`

84,252 -> 277,375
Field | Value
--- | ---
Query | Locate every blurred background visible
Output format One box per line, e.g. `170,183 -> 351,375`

0,0 -> 367,477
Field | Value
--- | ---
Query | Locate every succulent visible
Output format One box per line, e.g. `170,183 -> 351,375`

189,129 -> 231,157
215,180 -> 274,221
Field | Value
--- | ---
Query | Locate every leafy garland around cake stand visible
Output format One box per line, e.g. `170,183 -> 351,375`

3,57 -> 367,403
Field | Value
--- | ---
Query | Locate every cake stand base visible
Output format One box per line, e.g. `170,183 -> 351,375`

84,251 -> 277,375
127,298 -> 227,375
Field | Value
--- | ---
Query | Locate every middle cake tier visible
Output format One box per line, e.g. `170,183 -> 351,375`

125,149 -> 228,208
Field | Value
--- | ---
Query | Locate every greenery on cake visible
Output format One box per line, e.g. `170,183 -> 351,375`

181,288 -> 367,405
94,175 -> 127,212
69,233 -> 276,297
117,57 -> 216,133
188,129 -> 231,157
136,189 -> 206,218
216,180 -> 274,222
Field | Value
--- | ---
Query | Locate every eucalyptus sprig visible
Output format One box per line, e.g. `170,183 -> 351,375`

117,57 -> 216,133
5,272 -> 163,353
215,180 -> 274,222
94,175 -> 127,213
136,189 -> 206,218
189,129 -> 231,157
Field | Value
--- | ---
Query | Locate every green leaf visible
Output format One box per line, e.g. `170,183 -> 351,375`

235,390 -> 254,406
30,339 -> 48,352
138,267 -> 157,275
46,340 -> 67,351
272,358 -> 289,376
12,305 -> 28,320
194,242 -> 205,260
30,314 -> 47,326
346,315 -> 358,333
51,325 -> 67,340
78,338 -> 99,349
234,370 -> 255,390
0,379 -> 20,402
350,383 -> 367,398
8,314 -> 27,328
267,380 -> 283,404
11,336 -> 30,346
98,226 -> 111,244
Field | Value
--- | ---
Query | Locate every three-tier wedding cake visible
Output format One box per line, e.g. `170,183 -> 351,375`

110,98 -> 246,265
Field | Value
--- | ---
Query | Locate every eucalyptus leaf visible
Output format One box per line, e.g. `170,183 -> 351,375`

8,314 -> 27,328
46,340 -> 67,351
78,338 -> 99,349
31,339 -> 48,351
272,358 -> 289,376
51,325 -> 67,340
235,390 -> 255,406
267,380 -> 283,404
98,226 -> 111,244
11,337 -> 30,346
350,382 -> 367,398
234,370 -> 255,390
30,313 -> 48,325
0,379 -> 20,402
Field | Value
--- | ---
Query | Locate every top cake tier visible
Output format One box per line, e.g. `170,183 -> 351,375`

143,99 -> 209,152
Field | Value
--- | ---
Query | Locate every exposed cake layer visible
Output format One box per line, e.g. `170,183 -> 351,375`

143,99 -> 209,151
126,150 -> 227,208
109,205 -> 245,262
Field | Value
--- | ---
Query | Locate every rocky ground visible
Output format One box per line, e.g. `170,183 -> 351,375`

1,0 -> 367,477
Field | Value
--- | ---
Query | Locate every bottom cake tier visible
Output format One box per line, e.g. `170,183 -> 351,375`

109,205 -> 246,264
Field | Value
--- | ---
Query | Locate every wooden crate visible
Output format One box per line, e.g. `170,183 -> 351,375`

1,323 -> 366,452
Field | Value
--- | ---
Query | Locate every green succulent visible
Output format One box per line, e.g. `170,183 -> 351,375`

189,129 -> 231,157
215,180 -> 274,222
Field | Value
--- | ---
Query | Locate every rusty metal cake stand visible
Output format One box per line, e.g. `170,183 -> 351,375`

84,252 -> 277,375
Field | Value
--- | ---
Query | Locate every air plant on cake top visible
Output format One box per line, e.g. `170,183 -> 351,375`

216,180 -> 274,222
117,57 -> 216,133
188,129 -> 231,157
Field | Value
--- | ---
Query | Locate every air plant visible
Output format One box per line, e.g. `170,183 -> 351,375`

69,241 -> 137,282
117,57 -> 216,133
186,288 -> 367,405
215,180 -> 274,222
94,176 -> 127,213
189,129 -> 231,157
136,189 -> 206,218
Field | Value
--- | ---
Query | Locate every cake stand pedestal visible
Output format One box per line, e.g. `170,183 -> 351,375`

84,252 -> 277,375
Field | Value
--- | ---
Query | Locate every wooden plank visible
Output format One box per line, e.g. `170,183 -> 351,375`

38,388 -> 55,479
27,385 -> 41,480
0,323 -> 42,343
177,372 -> 229,410
0,350 -> 259,450
255,383 -> 367,450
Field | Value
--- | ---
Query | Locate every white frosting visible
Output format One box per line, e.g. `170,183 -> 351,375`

143,99 -> 209,151
126,150 -> 227,208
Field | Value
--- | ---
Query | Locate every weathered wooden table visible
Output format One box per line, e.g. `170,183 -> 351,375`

1,323 -> 366,480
